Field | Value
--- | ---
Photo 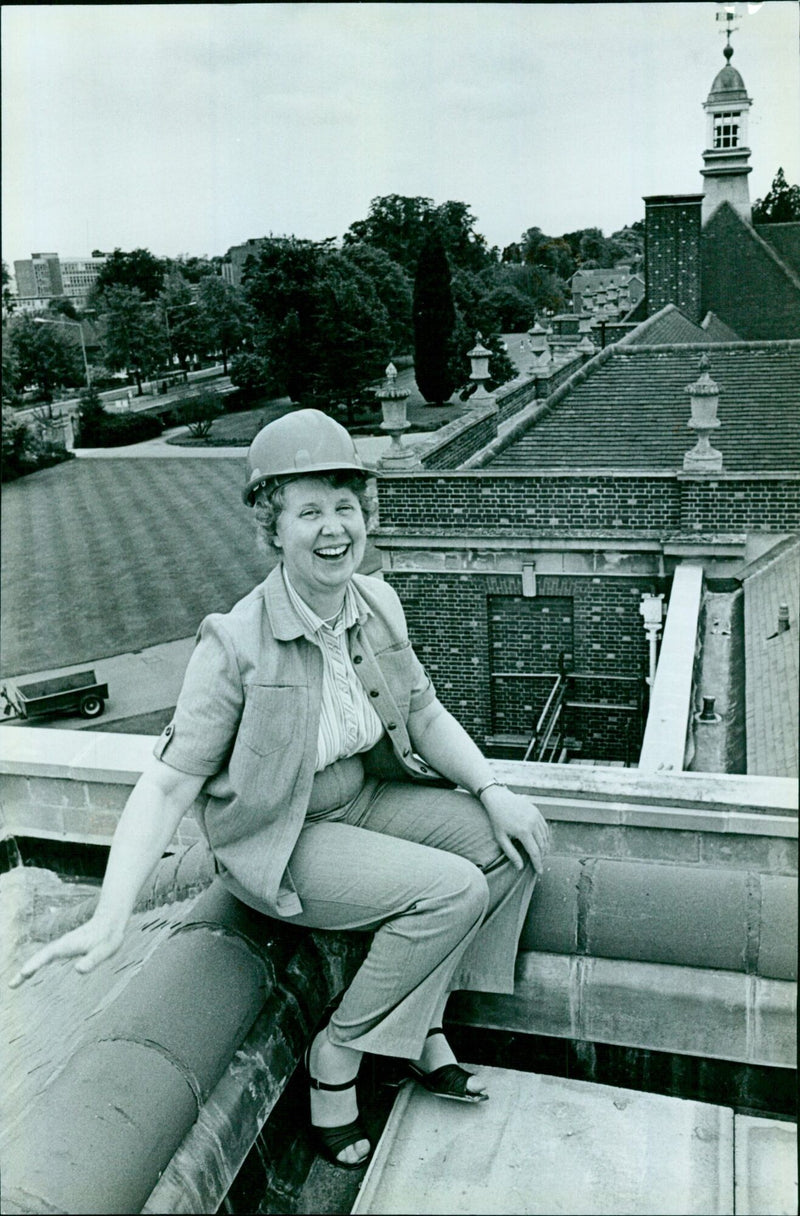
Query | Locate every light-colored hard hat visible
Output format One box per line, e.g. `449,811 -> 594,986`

243,409 -> 368,506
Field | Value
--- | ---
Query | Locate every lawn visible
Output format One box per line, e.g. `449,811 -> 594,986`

1,457 -> 269,676
1,376 -> 468,676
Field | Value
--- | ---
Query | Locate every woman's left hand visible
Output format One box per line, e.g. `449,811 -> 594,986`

480,785 -> 551,873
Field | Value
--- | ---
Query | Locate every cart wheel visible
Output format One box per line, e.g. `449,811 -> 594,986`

79,695 -> 104,719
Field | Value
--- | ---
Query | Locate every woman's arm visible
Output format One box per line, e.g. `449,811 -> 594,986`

9,756 -> 207,986
407,698 -> 551,873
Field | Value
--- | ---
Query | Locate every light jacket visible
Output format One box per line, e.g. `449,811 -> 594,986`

154,565 -> 443,916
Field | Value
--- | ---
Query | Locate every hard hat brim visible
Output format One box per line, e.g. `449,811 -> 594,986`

243,460 -> 380,506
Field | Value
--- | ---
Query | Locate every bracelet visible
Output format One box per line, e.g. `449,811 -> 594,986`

475,778 -> 505,800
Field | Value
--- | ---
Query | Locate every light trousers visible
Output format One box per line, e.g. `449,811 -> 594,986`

279,774 -> 536,1059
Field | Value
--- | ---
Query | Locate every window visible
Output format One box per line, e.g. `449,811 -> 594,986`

713,112 -> 740,149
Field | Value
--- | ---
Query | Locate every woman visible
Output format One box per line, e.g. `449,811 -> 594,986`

11,410 -> 550,1169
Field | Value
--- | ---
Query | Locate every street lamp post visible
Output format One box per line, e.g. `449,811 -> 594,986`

33,315 -> 91,389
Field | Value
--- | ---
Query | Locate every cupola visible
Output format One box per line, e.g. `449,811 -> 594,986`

701,36 -> 753,226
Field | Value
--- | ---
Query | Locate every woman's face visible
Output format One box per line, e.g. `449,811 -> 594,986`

274,477 -> 366,608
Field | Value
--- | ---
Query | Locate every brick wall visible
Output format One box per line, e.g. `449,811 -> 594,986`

378,474 -> 680,532
378,472 -> 799,535
644,195 -> 703,322
680,477 -> 800,532
386,569 -> 651,758
495,378 -> 538,424
420,407 -> 497,470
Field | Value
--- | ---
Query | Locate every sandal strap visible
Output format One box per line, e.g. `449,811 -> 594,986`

410,1061 -> 476,1097
308,1073 -> 358,1092
315,1117 -> 368,1157
305,1046 -> 360,1092
426,1026 -> 445,1039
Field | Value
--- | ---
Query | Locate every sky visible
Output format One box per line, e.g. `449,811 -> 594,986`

2,2 -> 799,272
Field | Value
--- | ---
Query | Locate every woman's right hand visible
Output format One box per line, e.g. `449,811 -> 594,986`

8,913 -> 126,988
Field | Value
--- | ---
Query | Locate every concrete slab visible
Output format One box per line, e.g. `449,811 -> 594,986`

734,1115 -> 797,1216
353,1068 -> 734,1216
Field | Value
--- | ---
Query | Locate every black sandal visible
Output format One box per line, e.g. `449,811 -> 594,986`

406,1028 -> 489,1104
305,1048 -> 372,1170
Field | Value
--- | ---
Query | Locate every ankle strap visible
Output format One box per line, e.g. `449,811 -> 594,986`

426,1027 -> 445,1039
309,1075 -> 357,1092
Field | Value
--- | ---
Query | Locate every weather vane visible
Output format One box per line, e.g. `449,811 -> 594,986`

715,1 -> 764,47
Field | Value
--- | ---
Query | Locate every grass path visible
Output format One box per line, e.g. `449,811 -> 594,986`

2,457 -> 268,676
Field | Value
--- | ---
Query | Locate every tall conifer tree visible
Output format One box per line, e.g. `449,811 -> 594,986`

413,229 -> 456,405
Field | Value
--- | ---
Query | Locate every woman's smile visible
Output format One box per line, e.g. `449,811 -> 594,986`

274,478 -> 367,614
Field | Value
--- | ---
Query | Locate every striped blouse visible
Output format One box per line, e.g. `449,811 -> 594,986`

282,569 -> 385,772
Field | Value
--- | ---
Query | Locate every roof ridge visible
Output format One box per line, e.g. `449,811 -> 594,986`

614,339 -> 800,354
738,533 -> 800,583
710,202 -> 800,293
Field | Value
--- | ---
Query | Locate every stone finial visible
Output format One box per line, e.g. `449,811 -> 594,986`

683,354 -> 723,472
376,360 -> 420,471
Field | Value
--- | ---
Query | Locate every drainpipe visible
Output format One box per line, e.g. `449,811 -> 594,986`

639,593 -> 665,686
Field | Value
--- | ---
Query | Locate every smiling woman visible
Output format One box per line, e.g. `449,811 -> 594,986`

10,408 -> 551,1171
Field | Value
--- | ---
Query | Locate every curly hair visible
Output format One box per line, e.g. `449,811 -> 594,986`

252,471 -> 377,555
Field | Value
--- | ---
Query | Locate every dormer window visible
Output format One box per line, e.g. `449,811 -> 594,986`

713,112 -> 740,148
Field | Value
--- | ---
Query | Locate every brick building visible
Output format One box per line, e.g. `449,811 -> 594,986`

372,40 -> 799,773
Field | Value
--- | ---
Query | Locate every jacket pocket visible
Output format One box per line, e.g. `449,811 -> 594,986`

238,684 -> 300,756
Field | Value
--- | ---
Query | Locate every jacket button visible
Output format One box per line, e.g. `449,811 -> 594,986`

402,748 -> 411,757
387,722 -> 397,730
353,655 -> 363,664
369,689 -> 379,698
419,764 -> 429,773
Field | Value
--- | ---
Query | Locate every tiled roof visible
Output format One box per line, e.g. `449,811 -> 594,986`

755,222 -> 800,280
701,312 -> 741,343
487,342 -> 800,473
740,535 -> 800,777
618,305 -> 708,346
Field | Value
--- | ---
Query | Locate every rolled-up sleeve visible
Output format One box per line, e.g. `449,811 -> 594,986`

153,615 -> 244,776
407,644 -> 437,715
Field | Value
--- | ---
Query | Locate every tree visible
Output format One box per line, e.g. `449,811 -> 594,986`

242,238 -> 391,411
242,238 -> 325,400
344,194 -> 435,276
340,243 -> 413,352
47,296 -> 79,320
5,314 -> 83,402
229,352 -> 274,395
92,247 -> 166,303
195,275 -> 251,373
413,229 -> 456,405
173,388 -> 224,439
2,261 -> 15,315
311,254 -> 391,424
752,168 -> 800,224
159,272 -> 198,377
101,285 -> 167,394
434,200 -> 495,273
344,194 -> 495,278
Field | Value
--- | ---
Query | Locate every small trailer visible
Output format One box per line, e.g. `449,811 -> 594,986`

1,670 -> 109,721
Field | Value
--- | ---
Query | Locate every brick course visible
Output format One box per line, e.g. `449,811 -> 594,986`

386,569 -> 651,757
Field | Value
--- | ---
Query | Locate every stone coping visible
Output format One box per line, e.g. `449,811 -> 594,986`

1,726 -> 795,824
379,466 -> 800,481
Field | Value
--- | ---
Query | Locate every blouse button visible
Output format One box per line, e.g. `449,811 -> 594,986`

419,764 -> 429,773
402,748 -> 411,757
353,655 -> 363,664
369,689 -> 379,698
387,722 -> 397,730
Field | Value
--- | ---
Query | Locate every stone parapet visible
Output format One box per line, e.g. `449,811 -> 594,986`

448,950 -> 796,1069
